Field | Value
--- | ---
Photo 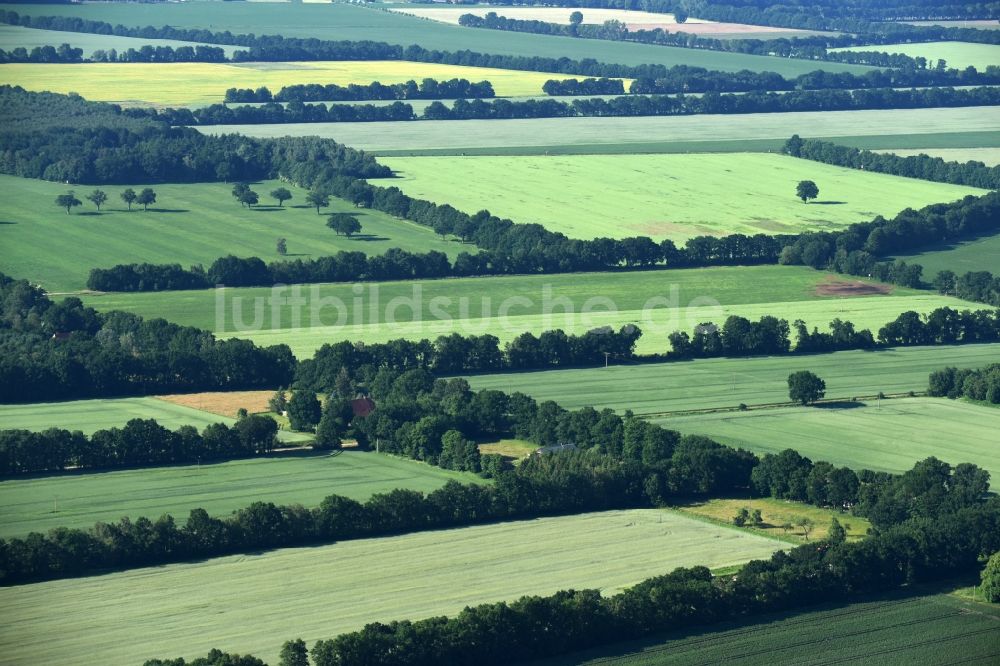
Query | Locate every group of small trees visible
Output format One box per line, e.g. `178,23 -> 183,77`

230,183 -> 294,209
55,188 -> 156,213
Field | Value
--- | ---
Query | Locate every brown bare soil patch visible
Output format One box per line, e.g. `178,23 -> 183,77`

815,277 -> 892,297
156,390 -> 276,418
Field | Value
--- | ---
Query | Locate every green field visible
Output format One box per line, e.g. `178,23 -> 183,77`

659,397 -> 1000,483
76,265 -> 979,359
0,2 -> 872,75
0,396 -> 309,443
675,497 -> 872,542
466,343 -> 1000,414
0,59 -> 566,107
534,589 -> 1000,666
0,450 -> 481,538
376,153 -> 986,240
877,146 -> 1000,166
0,24 -> 237,57
892,230 -> 1000,275
199,107 -> 1000,153
0,508 -> 784,666
832,40 -> 1000,71
0,174 -> 458,292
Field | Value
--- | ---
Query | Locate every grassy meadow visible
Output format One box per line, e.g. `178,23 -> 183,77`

201,106 -> 1000,153
0,396 -> 308,443
673,497 -> 872,543
75,265 -> 978,359
0,451 -> 480,538
0,509 -> 784,666
0,174 -> 458,292
466,343 -> 1000,414
832,40 -> 1000,71
535,589 -> 1000,666
876,146 -> 1000,166
892,229 -> 1000,275
377,153 -> 986,240
0,24 -> 237,57
0,60 -> 568,107
660,398 -> 1000,483
0,2 -> 872,75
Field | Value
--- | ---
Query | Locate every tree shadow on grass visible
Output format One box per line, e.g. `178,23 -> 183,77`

143,208 -> 190,214
250,206 -> 286,213
0,220 -> 18,224
347,234 -> 389,242
810,200 -> 847,205
814,400 -> 866,410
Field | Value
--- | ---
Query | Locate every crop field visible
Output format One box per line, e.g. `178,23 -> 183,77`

660,398 -> 1000,483
0,509 -> 784,665
466,343 -> 1000,414
376,153 -> 986,240
674,497 -> 872,542
0,60 -> 568,107
892,229 -> 1000,275
75,266 -> 978,359
876,146 -> 1000,166
0,451 -> 480,538
0,24 -> 237,58
832,41 -> 1000,71
0,175 -> 458,292
0,396 -> 307,444
535,590 -> 1000,666
200,107 -> 1000,153
0,2 -> 871,76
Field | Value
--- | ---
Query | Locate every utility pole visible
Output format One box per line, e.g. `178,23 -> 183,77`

604,352 -> 610,368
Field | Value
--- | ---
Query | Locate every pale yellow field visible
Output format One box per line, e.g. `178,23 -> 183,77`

391,6 -> 710,25
875,147 -> 1000,166
0,60 -> 572,107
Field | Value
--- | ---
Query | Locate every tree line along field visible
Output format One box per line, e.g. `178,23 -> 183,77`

875,146 -> 1000,166
0,174 -> 459,293
466,344 -> 1000,414
831,41 -> 1000,71
0,2 -> 874,76
891,229 -> 1000,275
0,24 -> 238,58
533,589 -> 1000,666
201,106 -> 1000,153
376,153 -> 987,241
0,509 -> 785,666
75,265 -> 978,359
0,450 -> 481,538
659,397 -> 1000,485
0,60 -> 570,107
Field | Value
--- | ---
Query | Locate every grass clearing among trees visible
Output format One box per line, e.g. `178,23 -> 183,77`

673,497 -> 872,543
376,153 -> 986,240
0,174 -> 459,292
831,41 -> 1000,71
0,450 -> 480,538
0,508 -> 784,665
891,229 -> 1000,275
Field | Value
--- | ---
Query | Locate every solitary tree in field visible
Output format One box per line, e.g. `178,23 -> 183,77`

271,187 -> 292,207
788,370 -> 826,405
120,188 -> 137,211
232,182 -> 250,205
327,213 -> 362,237
570,10 -> 584,25
796,180 -> 819,203
55,191 -> 82,214
86,189 -> 107,211
305,189 -> 330,214
674,11 -> 688,23
796,516 -> 815,541
276,237 -> 287,255
136,187 -> 157,211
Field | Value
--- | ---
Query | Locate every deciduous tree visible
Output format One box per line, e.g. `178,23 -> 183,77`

86,189 -> 107,211
136,187 -> 157,211
796,180 -> 819,203
788,371 -> 826,405
55,191 -> 81,214
271,187 -> 292,207
120,188 -> 137,211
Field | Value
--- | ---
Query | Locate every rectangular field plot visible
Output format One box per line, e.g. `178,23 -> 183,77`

876,147 -> 1000,166
466,344 -> 1000,414
891,229 -> 1000,276
0,451 -> 479,538
0,25 -> 239,57
207,107 -> 1000,153
0,60 -> 568,107
660,398 -> 1000,483
0,175 -> 459,292
535,590 -> 1000,666
375,153 -> 985,240
0,509 -> 784,666
832,41 -> 1000,71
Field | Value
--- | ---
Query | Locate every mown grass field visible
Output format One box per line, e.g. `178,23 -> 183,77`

0,174 -> 458,292
660,398 -> 1000,483
0,60 -> 568,107
0,24 -> 237,57
877,146 -> 1000,166
466,343 -> 1000,414
0,396 -> 308,443
201,106 -> 1000,153
377,153 -> 986,240
534,589 -> 1000,665
0,509 -> 784,666
832,40 -> 1000,71
892,229 -> 1000,275
76,266 -> 978,359
0,2 -> 872,75
0,451 -> 480,538
674,497 -> 872,542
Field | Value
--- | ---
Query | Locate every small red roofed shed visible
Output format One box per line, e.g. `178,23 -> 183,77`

351,396 -> 376,418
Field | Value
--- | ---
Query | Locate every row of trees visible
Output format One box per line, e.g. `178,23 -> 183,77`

0,414 -> 279,476
928,363 -> 1000,403
542,77 -> 625,95
933,270 -> 1000,306
0,43 -> 81,63
225,79 -> 496,103
89,44 -> 226,63
55,187 -> 156,213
